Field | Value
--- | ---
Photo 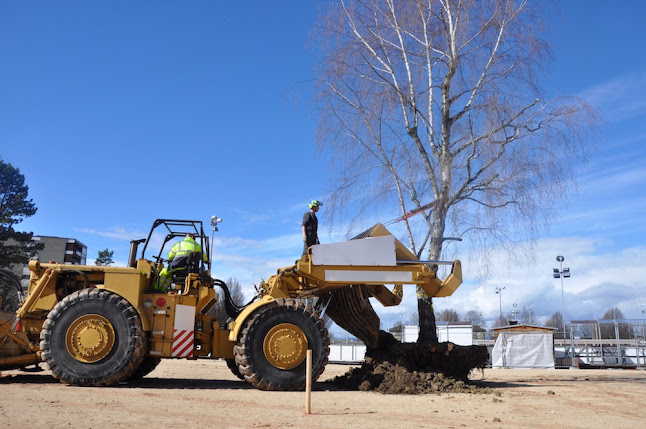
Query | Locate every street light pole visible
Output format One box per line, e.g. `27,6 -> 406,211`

559,257 -> 565,336
495,286 -> 505,319
553,255 -> 570,338
209,215 -> 222,270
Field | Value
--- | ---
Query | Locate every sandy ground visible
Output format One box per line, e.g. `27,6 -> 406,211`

1,359 -> 645,428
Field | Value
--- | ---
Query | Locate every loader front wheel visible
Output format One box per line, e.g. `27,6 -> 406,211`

225,358 -> 244,380
40,289 -> 146,386
233,299 -> 329,391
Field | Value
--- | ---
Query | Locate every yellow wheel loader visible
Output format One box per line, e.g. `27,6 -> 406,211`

0,219 -> 462,390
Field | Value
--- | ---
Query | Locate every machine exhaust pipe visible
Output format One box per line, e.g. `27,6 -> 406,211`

128,239 -> 146,268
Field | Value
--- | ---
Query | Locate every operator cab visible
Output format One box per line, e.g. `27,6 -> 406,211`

128,219 -> 211,287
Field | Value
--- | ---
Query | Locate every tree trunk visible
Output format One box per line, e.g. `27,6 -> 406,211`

417,294 -> 438,343
417,206 -> 447,344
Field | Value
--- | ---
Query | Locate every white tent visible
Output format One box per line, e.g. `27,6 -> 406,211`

491,325 -> 556,369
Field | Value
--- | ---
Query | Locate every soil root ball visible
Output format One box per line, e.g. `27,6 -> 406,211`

334,331 -> 490,394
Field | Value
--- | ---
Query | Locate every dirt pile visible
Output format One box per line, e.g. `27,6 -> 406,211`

333,331 -> 490,394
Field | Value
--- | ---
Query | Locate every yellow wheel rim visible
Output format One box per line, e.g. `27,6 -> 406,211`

263,323 -> 308,370
65,314 -> 115,363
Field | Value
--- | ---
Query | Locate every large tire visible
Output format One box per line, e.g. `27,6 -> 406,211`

129,356 -> 162,380
225,358 -> 244,380
233,299 -> 329,391
40,289 -> 146,386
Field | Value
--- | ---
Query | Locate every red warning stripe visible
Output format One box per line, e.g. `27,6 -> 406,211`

172,330 -> 192,351
177,341 -> 194,358
172,329 -> 194,358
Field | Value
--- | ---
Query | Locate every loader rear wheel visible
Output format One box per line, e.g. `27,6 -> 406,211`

40,289 -> 146,386
129,356 -> 162,380
233,299 -> 329,391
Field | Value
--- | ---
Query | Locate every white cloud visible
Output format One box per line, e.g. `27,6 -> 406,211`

551,134 -> 646,242
76,226 -> 147,242
210,200 -> 646,327
437,237 -> 646,325
209,231 -> 306,299
579,69 -> 646,122
211,224 -> 646,328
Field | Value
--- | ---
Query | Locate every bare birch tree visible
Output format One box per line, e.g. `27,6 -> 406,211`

520,306 -> 537,325
314,0 -> 598,343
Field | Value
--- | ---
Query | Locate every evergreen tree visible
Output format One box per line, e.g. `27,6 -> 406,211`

0,158 -> 42,268
0,158 -> 42,311
95,248 -> 114,266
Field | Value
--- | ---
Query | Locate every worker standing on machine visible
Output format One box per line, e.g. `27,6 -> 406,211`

302,200 -> 323,256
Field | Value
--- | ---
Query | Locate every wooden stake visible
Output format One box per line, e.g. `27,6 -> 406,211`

305,349 -> 312,415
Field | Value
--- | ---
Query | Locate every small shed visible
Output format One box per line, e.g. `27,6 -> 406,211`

491,325 -> 556,369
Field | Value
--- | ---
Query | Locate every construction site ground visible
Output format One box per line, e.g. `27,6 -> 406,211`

1,359 -> 645,428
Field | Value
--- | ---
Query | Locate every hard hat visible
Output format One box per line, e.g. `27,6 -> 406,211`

309,200 -> 323,209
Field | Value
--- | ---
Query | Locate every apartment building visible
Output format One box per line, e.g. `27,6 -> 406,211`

13,236 -> 87,289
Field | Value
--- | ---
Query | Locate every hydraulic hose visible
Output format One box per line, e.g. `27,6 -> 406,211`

213,279 -> 257,319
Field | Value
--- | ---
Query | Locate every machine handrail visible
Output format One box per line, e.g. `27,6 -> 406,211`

396,260 -> 455,265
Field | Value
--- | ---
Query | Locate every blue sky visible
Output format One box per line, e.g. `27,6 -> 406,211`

2,1 -> 645,330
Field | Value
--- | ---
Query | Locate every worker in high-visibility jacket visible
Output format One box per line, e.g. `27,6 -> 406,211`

154,233 -> 207,292
168,233 -> 207,267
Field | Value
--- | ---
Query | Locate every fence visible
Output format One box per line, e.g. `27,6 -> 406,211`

560,320 -> 646,368
328,319 -> 646,368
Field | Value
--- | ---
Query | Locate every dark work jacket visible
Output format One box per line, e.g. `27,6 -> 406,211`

302,211 -> 319,246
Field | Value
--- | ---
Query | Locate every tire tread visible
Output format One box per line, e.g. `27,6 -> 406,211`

39,289 -> 146,387
233,299 -> 329,391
